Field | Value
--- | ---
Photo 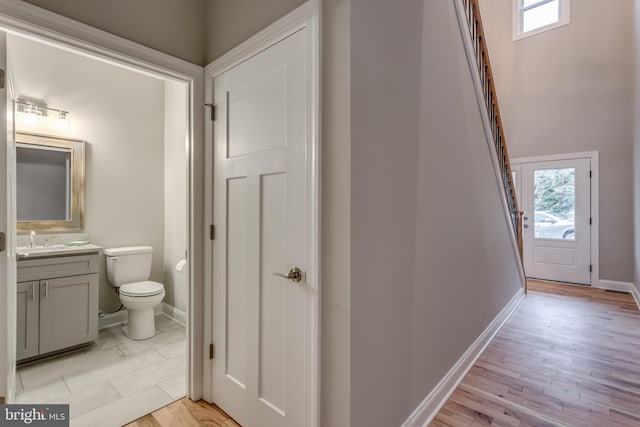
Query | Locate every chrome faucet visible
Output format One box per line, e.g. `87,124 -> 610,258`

28,230 -> 36,248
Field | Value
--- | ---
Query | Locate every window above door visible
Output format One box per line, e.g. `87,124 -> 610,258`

513,0 -> 570,41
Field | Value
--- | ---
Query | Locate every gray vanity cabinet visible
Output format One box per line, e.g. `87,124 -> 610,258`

17,253 -> 99,361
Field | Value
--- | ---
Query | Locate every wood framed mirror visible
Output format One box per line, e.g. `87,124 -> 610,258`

16,132 -> 85,233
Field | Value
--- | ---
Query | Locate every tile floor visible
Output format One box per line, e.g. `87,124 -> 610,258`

15,314 -> 187,427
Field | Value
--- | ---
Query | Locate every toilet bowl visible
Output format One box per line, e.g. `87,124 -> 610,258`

104,246 -> 165,340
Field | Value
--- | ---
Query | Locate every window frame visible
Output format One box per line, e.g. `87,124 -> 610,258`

513,0 -> 570,41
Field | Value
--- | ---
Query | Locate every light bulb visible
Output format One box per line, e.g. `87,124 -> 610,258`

57,111 -> 68,131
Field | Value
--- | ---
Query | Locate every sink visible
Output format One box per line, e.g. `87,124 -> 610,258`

17,243 -> 102,259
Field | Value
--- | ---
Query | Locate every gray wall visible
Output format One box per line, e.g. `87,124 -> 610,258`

9,35 -> 166,312
21,0 -> 206,65
635,0 -> 640,292
351,0 -> 523,425
20,0 -> 307,66
322,0 -> 351,425
163,80 -> 188,312
479,0 -> 635,283
204,0 -> 306,63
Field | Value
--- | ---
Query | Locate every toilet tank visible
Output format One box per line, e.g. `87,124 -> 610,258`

104,246 -> 153,286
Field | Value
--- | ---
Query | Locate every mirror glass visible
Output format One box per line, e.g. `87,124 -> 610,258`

16,132 -> 85,232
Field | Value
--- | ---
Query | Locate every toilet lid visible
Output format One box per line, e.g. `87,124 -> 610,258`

120,281 -> 164,297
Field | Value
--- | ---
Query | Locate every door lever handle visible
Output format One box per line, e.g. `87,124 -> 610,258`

273,267 -> 303,283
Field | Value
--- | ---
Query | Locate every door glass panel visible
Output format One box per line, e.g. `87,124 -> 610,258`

533,167 -> 575,240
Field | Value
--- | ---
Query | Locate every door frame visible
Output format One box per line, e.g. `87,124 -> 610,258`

511,151 -> 599,286
0,2 -> 205,400
203,1 -> 321,425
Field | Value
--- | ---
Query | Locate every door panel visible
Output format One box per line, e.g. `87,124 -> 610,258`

212,28 -> 308,427
226,177 -> 248,387
39,274 -> 98,354
259,172 -> 287,412
16,281 -> 38,361
227,66 -> 288,158
521,158 -> 591,284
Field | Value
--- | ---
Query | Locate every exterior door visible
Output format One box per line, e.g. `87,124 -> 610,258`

211,28 -> 310,427
520,158 -> 591,284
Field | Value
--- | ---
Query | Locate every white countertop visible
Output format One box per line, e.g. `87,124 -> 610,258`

17,243 -> 102,260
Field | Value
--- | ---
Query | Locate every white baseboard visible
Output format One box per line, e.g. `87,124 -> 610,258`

401,288 -> 526,427
98,303 -> 184,330
162,303 -> 187,327
594,279 -> 640,309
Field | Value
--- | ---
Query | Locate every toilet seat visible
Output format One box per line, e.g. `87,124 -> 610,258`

120,281 -> 164,297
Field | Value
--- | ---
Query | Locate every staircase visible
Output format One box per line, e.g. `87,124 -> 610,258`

459,0 -> 524,265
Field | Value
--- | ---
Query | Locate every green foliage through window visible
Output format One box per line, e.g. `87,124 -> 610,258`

533,168 -> 575,219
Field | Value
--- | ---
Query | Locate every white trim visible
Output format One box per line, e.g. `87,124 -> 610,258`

0,0 -> 201,80
203,1 -> 321,425
593,280 -> 640,310
511,151 -> 596,164
0,0 -> 205,401
511,151 -> 599,287
453,0 -> 526,288
512,0 -> 571,41
402,289 -> 526,426
162,303 -> 187,327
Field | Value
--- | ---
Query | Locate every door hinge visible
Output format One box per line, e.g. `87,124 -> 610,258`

0,69 -> 5,89
0,232 -> 5,252
590,264 -> 593,273
205,103 -> 215,121
589,170 -> 592,178
210,224 -> 215,240
209,343 -> 215,359
590,217 -> 592,225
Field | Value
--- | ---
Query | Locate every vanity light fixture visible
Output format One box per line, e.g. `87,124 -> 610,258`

15,99 -> 70,133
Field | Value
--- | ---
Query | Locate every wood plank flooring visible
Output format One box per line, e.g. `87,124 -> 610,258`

125,280 -> 640,426
432,279 -> 640,426
125,398 -> 240,427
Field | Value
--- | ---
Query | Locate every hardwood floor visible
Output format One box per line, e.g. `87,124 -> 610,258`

431,279 -> 640,426
125,398 -> 240,427
125,280 -> 640,426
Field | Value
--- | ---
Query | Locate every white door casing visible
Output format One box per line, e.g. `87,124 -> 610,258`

0,3 -> 204,402
206,3 -> 320,427
520,157 -> 591,285
1,29 -> 17,401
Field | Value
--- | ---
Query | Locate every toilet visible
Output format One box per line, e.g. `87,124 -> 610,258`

104,246 -> 165,340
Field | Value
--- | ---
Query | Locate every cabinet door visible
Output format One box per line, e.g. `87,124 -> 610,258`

39,274 -> 98,355
17,281 -> 39,361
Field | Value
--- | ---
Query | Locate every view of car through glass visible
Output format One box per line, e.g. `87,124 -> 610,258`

533,168 -> 576,240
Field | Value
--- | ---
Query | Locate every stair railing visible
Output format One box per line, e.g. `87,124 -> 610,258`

461,0 -> 524,262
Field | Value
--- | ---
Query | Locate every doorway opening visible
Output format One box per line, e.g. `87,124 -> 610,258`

0,12 -> 200,425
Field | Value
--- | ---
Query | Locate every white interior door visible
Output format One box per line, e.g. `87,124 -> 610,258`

0,30 -> 17,401
520,158 -> 591,284
211,28 -> 311,427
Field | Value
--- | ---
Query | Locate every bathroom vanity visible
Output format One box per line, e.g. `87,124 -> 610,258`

16,245 -> 100,362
